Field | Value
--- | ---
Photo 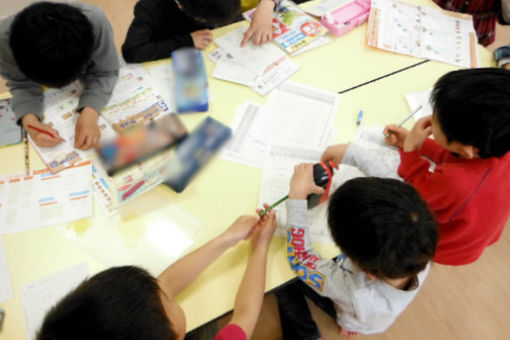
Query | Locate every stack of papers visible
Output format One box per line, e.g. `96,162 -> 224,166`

367,0 -> 478,68
211,27 -> 299,95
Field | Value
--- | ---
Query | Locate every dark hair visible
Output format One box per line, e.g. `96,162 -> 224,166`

431,68 -> 510,158
10,2 -> 95,87
328,178 -> 438,279
37,266 -> 177,340
180,0 -> 240,25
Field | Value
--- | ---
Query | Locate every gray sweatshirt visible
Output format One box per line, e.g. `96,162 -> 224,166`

286,199 -> 430,334
0,2 -> 119,122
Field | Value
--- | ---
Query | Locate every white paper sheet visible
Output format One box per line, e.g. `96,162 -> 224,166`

0,161 -> 93,234
0,237 -> 13,303
221,82 -> 338,168
146,62 -> 177,113
258,146 -> 365,245
251,56 -> 299,96
91,163 -> 118,216
405,89 -> 433,121
213,59 -> 260,87
367,0 -> 478,68
21,263 -> 88,340
215,27 -> 286,75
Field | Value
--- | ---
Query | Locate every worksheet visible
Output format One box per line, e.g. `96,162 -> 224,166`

146,62 -> 177,113
258,145 -> 365,245
21,263 -> 88,340
0,237 -> 13,303
215,27 -> 287,75
0,161 -> 93,234
367,0 -> 478,68
91,163 -> 118,216
347,125 -> 402,179
405,89 -> 433,121
101,65 -> 172,132
221,82 -> 338,168
210,48 -> 299,95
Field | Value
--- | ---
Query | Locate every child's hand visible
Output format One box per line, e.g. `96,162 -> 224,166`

251,208 -> 277,249
289,163 -> 325,200
75,107 -> 100,150
22,113 -> 65,147
320,144 -> 348,167
191,29 -> 213,50
403,116 -> 432,152
222,215 -> 259,247
241,0 -> 274,46
384,125 -> 408,148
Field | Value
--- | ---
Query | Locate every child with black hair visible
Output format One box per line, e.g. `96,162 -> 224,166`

322,68 -> 510,266
279,172 -> 437,337
0,1 -> 119,150
37,212 -> 276,340
122,0 -> 281,63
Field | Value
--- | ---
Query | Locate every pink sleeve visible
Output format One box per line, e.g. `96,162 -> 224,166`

214,324 -> 247,340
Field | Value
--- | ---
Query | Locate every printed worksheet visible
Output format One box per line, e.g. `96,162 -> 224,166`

21,263 -> 88,340
405,89 -> 433,121
91,163 -> 118,216
258,145 -> 365,245
210,46 -> 299,95
146,62 -> 177,113
101,65 -> 172,132
0,237 -> 13,303
221,82 -> 338,168
347,125 -> 402,179
367,0 -> 478,68
0,161 -> 93,234
215,27 -> 287,75
31,83 -> 116,173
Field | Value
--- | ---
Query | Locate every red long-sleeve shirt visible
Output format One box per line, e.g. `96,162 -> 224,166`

398,139 -> 510,265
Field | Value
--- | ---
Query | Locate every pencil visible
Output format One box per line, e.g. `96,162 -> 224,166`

259,194 -> 289,217
384,105 -> 423,139
27,124 -> 56,139
23,128 -> 29,176
356,109 -> 363,126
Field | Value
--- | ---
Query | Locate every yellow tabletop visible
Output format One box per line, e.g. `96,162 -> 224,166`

0,1 -> 496,338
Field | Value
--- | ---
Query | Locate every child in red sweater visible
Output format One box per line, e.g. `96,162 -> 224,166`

322,68 -> 510,266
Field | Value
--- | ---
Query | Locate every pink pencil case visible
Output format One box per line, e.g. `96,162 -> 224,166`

321,0 -> 371,37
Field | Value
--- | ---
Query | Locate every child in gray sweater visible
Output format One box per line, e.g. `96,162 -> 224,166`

0,1 -> 119,150
281,167 -> 438,338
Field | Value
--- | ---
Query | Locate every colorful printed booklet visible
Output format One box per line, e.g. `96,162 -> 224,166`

244,0 -> 328,55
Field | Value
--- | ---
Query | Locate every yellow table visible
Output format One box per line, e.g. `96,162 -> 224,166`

0,1 -> 495,338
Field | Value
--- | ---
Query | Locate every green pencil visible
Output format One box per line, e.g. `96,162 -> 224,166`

259,194 -> 289,217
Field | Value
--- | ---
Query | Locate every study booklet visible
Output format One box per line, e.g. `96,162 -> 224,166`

243,0 -> 329,55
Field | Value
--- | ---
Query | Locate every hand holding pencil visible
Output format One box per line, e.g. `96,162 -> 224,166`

21,113 -> 65,147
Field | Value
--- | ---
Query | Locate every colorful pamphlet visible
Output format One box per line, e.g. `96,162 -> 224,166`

244,0 -> 328,55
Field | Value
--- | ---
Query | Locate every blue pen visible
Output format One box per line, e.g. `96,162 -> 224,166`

356,109 -> 364,126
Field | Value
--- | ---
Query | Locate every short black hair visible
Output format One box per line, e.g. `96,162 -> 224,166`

431,68 -> 510,158
328,178 -> 438,279
10,2 -> 95,87
180,0 -> 240,25
37,266 -> 177,340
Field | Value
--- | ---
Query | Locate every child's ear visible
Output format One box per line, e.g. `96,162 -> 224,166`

365,271 -> 376,280
451,142 -> 480,159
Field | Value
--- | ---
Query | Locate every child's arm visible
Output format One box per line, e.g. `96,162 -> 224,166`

224,210 -> 277,339
158,215 -> 258,297
76,6 -> 120,150
241,0 -> 279,46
